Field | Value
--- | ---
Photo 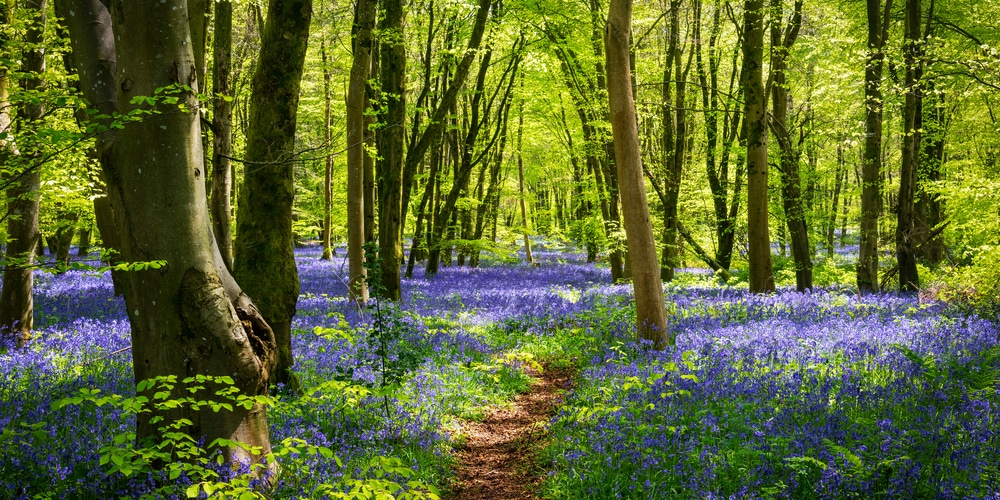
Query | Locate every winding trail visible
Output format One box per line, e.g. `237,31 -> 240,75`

447,366 -> 573,500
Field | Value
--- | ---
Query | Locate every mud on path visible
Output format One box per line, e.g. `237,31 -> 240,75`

446,366 -> 574,500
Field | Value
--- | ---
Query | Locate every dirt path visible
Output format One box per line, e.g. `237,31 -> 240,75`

447,366 -> 573,500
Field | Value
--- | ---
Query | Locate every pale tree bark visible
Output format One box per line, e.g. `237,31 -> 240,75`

211,0 -> 234,269
743,0 -> 775,293
858,0 -> 892,293
0,0 -> 44,348
62,0 -> 279,478
234,0 -> 311,391
347,0 -> 374,303
606,0 -> 670,348
896,0 -> 922,291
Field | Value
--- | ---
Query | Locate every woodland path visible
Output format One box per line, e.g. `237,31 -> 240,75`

447,365 -> 574,500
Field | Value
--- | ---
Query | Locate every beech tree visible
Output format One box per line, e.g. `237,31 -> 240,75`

857,0 -> 892,293
895,0 -> 922,291
768,0 -> 810,291
744,0 -> 775,293
211,0 -> 235,269
233,0 -> 312,391
60,0 -> 279,477
0,0 -> 44,348
606,0 -> 670,347
346,0 -> 375,304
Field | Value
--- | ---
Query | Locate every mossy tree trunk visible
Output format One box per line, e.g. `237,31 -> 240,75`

858,0 -> 892,293
234,0 -> 311,391
376,0 -> 406,300
768,0 -> 811,291
61,0 -> 279,478
0,0 -> 44,348
896,0 -> 924,292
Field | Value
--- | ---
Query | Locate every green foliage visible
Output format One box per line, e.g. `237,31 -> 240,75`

52,375 -> 275,499
924,245 -> 1000,317
51,374 -> 439,499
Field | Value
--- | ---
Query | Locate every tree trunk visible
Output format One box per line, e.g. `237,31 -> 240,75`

54,210 -> 78,269
63,0 -> 279,478
858,0 -> 891,293
233,0 -> 311,391
896,0 -> 922,292
376,0 -> 406,300
915,82 -> 944,265
321,39 -> 335,261
743,0 -> 775,293
516,83 -> 533,264
211,0 -> 234,270
606,0 -> 670,348
347,0 -> 374,302
827,143 -> 845,257
0,0 -> 45,348
77,223 -> 92,256
769,0 -> 810,291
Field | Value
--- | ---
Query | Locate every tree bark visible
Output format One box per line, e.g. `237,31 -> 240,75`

62,0 -> 279,478
606,0 -> 670,348
211,0 -> 234,269
516,82 -> 533,264
743,0 -> 775,293
0,0 -> 44,348
347,0 -> 374,303
320,39 -> 335,261
915,81 -> 944,265
376,0 -> 406,300
896,0 -> 922,291
233,0 -> 311,391
858,0 -> 892,293
769,0 -> 810,291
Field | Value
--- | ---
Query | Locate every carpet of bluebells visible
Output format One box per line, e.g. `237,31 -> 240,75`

1,242 -> 999,498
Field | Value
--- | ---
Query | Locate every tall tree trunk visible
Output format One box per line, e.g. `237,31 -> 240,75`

376,0 -> 406,300
915,81 -> 944,264
858,0 -> 892,293
896,0 -> 922,291
63,0 -> 279,478
516,82 -> 533,264
233,0 -> 311,391
54,210 -> 78,269
606,0 -> 670,348
0,0 -> 44,348
347,0 -> 374,302
743,0 -> 775,293
828,143 -> 845,257
211,0 -> 234,269
77,223 -> 93,256
769,0 -> 810,291
321,39 -> 335,261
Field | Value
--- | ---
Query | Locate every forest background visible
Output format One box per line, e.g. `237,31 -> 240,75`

0,0 -> 1000,496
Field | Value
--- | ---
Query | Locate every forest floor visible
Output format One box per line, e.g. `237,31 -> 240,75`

447,365 -> 574,500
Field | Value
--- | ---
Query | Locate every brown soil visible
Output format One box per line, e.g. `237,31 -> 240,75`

446,365 -> 573,500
